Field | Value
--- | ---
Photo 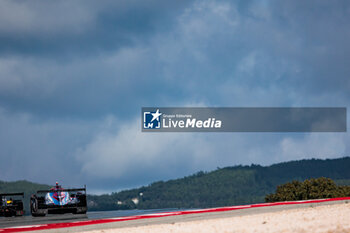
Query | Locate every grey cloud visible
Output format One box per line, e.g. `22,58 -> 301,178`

1,0 -> 350,117
0,0 -> 193,57
0,107 -> 117,186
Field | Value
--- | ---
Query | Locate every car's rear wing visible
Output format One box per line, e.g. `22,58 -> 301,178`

36,186 -> 86,193
0,192 -> 24,197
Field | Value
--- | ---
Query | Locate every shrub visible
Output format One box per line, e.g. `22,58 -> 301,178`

265,177 -> 350,202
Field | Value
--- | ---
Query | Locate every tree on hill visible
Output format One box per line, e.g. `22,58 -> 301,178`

265,177 -> 350,202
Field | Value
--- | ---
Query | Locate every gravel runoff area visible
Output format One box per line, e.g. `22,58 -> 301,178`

81,203 -> 350,233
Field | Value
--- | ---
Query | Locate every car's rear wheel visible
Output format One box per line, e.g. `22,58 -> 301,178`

4,210 -> 13,217
13,200 -> 24,216
31,197 -> 46,217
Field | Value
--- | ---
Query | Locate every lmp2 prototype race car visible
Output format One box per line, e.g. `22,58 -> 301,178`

0,192 -> 24,217
30,182 -> 87,216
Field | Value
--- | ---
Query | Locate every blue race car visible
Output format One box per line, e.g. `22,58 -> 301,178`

30,182 -> 87,217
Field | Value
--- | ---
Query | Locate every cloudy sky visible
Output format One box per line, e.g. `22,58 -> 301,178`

0,0 -> 349,193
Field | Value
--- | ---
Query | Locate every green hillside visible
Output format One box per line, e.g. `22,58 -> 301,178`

1,157 -> 350,213
88,157 -> 350,211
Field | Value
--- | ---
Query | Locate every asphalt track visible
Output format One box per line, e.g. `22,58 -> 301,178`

1,197 -> 349,233
0,209 -> 179,229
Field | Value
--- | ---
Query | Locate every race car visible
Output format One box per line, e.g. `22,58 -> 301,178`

30,182 -> 87,217
0,192 -> 24,217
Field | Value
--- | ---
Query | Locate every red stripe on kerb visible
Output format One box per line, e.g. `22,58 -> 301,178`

1,197 -> 349,232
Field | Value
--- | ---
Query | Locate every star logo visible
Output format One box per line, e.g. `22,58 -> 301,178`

151,109 -> 162,122
143,109 -> 162,129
